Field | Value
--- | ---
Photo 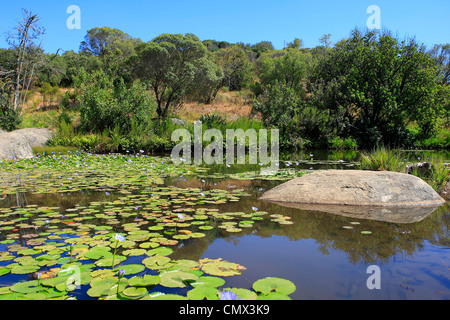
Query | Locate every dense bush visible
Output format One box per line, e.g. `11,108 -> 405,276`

74,69 -> 155,133
0,95 -> 21,131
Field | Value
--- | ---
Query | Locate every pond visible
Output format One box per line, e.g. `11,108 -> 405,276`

0,150 -> 448,300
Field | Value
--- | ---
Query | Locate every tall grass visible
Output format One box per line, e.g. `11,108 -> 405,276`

360,146 -> 407,172
360,146 -> 449,192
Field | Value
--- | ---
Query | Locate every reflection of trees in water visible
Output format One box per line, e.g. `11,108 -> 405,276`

206,184 -> 449,265
1,191 -> 29,208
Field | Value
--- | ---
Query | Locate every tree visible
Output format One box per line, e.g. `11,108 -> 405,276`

132,33 -> 219,121
80,27 -> 142,77
308,29 -> 443,147
214,46 -> 253,91
429,44 -> 450,86
257,48 -> 310,93
4,9 -> 45,113
287,38 -> 304,50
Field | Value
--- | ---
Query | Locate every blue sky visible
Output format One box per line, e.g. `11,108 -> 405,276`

0,0 -> 449,54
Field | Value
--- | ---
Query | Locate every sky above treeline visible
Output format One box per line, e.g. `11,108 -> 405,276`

0,0 -> 449,54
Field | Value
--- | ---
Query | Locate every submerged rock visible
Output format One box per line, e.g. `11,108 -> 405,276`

259,170 -> 446,223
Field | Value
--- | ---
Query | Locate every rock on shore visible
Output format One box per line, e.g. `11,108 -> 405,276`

0,128 -> 54,160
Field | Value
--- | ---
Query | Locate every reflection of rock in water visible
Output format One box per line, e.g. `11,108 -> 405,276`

265,201 -> 441,224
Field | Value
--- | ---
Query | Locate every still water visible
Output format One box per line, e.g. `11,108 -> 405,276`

0,150 -> 448,300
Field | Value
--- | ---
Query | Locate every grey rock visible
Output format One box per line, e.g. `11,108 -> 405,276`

0,131 -> 33,160
12,128 -> 54,147
259,170 -> 445,222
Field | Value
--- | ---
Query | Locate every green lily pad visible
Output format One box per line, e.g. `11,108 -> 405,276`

187,285 -> 219,300
11,280 -> 42,294
95,255 -> 127,267
142,255 -> 171,270
120,287 -> 148,299
199,258 -> 246,277
84,247 -> 112,260
257,292 -> 292,300
113,264 -> 145,275
11,265 -> 40,274
222,287 -> 257,300
252,277 -> 296,296
128,275 -> 160,287
0,268 -> 11,276
159,270 -> 199,288
191,276 -> 226,288
145,292 -> 188,300
122,248 -> 146,256
146,247 -> 173,257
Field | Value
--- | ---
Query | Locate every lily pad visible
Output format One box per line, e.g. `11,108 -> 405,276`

191,276 -> 226,288
252,277 -> 296,296
186,285 -> 219,300
142,255 -> 171,270
120,287 -> 148,299
199,258 -> 246,277
159,270 -> 199,288
146,247 -> 173,257
128,275 -> 160,287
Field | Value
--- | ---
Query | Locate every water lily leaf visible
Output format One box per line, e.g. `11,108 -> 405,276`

252,277 -> 296,296
84,247 -> 112,260
122,248 -> 146,256
167,259 -> 200,272
146,247 -> 173,257
87,277 -> 127,297
142,256 -> 171,270
159,270 -> 199,288
191,276 -> 225,288
128,275 -> 160,287
222,287 -> 257,300
0,268 -> 11,276
186,285 -> 219,300
120,287 -> 148,299
113,264 -> 145,275
144,293 -> 188,300
95,255 -> 126,267
23,292 -> 47,300
257,292 -> 292,300
11,280 -> 42,294
199,258 -> 246,277
11,265 -> 40,274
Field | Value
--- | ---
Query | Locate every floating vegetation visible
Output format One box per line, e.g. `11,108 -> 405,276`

0,152 -> 297,300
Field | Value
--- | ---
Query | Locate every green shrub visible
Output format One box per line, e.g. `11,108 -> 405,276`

75,69 -> 156,133
0,96 -> 21,131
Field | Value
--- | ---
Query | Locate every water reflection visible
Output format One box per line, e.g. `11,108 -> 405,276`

264,201 -> 441,224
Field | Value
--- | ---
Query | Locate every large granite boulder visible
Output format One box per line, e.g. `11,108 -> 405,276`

0,128 -> 54,160
12,128 -> 54,147
259,170 -> 446,223
0,131 -> 34,160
